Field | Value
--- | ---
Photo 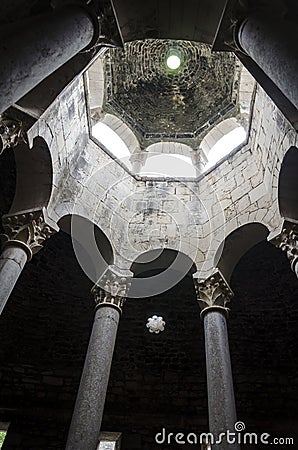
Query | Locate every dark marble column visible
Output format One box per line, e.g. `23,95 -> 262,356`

0,209 -> 58,314
194,270 -> 239,450
269,220 -> 298,278
237,14 -> 298,110
66,270 -> 131,450
0,5 -> 98,114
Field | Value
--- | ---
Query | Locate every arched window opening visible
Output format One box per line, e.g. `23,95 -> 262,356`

204,126 -> 247,170
140,153 -> 197,178
92,122 -> 131,160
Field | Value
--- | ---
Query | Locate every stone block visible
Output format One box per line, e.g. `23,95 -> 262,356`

249,183 -> 268,204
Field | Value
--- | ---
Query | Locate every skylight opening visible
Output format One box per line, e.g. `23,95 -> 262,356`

205,126 -> 247,170
165,49 -> 183,72
92,122 -> 130,160
140,153 -> 197,178
167,54 -> 181,70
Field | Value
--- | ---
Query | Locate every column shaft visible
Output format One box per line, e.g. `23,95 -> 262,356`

0,245 -> 28,314
203,310 -> 239,450
238,14 -> 298,109
66,305 -> 120,450
0,6 -> 94,114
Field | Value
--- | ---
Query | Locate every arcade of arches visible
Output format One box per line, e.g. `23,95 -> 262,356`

0,1 -> 297,449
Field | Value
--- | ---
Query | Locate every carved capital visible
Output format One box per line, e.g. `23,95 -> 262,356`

1,208 -> 59,260
193,269 -> 233,315
269,220 -> 298,276
129,151 -> 148,173
0,116 -> 26,154
191,150 -> 207,173
92,266 -> 132,313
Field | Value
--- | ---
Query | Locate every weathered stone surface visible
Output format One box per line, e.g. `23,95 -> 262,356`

20,69 -> 293,288
0,23 -> 297,450
104,40 -> 238,138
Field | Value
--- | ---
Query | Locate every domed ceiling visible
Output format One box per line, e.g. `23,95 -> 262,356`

103,39 -> 240,142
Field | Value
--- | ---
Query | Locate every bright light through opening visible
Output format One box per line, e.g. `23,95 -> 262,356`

140,154 -> 196,178
92,122 -> 130,160
166,55 -> 181,70
205,126 -> 247,169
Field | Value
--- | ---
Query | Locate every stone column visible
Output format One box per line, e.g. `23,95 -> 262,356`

192,150 -> 207,176
236,14 -> 298,109
269,220 -> 298,278
129,150 -> 148,174
66,269 -> 131,450
0,208 -> 58,314
194,270 -> 239,450
0,5 -> 100,114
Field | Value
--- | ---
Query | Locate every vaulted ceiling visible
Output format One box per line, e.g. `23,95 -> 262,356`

104,40 -> 238,140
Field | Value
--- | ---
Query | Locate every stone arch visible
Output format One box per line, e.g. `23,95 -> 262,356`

129,248 -> 197,298
9,136 -> 53,214
143,142 -> 199,176
140,152 -> 197,178
146,141 -> 194,157
214,222 -> 269,283
278,146 -> 298,221
100,114 -> 140,154
58,214 -> 114,284
200,117 -> 244,158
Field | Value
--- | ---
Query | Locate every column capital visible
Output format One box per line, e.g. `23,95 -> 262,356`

0,115 -> 26,154
1,208 -> 59,260
269,219 -> 298,276
92,266 -> 132,313
193,269 -> 234,318
191,148 -> 208,172
129,150 -> 148,174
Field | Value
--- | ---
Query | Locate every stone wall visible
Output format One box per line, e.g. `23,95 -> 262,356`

18,71 -> 297,287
